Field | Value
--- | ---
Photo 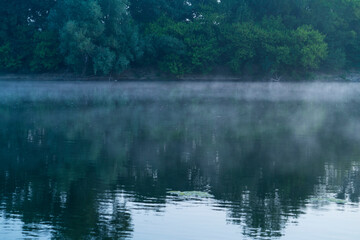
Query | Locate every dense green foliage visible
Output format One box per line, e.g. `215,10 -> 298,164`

1,0 -> 360,76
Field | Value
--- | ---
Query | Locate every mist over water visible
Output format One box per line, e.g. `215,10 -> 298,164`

1,81 -> 360,103
0,81 -> 360,239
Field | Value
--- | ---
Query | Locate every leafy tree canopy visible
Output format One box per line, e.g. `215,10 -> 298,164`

0,0 -> 359,77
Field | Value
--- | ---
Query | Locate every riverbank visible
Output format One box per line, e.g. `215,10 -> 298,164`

0,70 -> 360,82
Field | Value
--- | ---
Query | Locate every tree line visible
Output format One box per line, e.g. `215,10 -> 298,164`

1,0 -> 360,77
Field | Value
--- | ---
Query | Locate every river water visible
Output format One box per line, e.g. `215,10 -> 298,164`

0,81 -> 359,239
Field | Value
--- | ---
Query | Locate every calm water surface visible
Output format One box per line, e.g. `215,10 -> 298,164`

0,81 -> 360,239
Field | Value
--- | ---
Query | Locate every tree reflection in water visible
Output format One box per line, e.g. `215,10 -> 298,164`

0,86 -> 360,239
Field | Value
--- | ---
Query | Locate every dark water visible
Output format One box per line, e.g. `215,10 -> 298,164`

0,81 -> 360,239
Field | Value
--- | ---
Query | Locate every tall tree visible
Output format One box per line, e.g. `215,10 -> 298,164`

0,0 -> 57,71
49,0 -> 142,75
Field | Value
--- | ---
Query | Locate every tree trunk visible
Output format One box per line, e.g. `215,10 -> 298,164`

82,54 -> 89,75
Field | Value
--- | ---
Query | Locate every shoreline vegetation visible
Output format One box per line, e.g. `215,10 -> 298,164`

1,70 -> 360,82
2,1 -> 360,79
